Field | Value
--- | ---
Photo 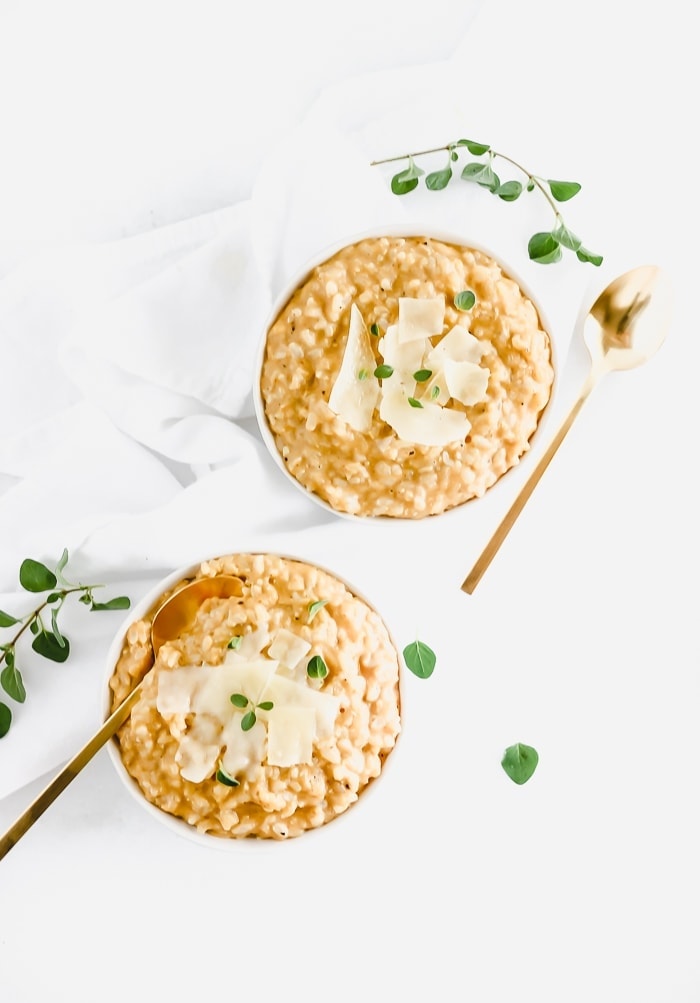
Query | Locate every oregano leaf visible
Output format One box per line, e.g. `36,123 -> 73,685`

19,559 -> 57,593
501,742 -> 539,785
90,596 -> 131,612
548,180 -> 581,202
0,610 -> 19,628
402,640 -> 436,679
1,661 -> 26,702
425,166 -> 452,191
528,232 -> 563,265
31,631 -> 71,663
0,701 -> 11,738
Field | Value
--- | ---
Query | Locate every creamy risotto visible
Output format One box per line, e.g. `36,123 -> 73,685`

109,553 -> 401,841
259,234 -> 554,518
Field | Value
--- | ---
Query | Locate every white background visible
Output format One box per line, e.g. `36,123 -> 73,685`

1,2 -> 699,1002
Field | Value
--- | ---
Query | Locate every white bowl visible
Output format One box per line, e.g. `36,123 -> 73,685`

103,550 -> 404,852
253,224 -> 557,523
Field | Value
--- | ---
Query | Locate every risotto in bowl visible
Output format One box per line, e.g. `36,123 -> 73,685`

104,551 -> 402,848
254,228 -> 556,520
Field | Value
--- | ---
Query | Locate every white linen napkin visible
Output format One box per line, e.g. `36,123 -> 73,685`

0,1 -> 608,800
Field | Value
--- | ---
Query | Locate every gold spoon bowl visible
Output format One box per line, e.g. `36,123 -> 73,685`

0,573 -> 244,860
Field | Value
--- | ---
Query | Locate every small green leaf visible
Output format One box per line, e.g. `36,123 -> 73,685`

19,559 -> 57,593
391,156 -> 424,195
357,369 -> 368,381
90,596 -> 131,612
308,599 -> 328,623
431,386 -> 440,400
526,177 -> 536,192
528,232 -> 563,265
227,636 -> 242,650
0,701 -> 11,738
369,323 -> 380,337
307,655 -> 328,679
456,139 -> 490,156
216,767 -> 240,787
407,397 -> 423,409
29,619 -> 40,635
454,290 -> 476,311
374,364 -> 394,380
548,180 -> 581,202
495,180 -> 523,202
461,161 -> 499,191
257,701 -> 274,712
413,369 -> 432,383
425,166 -> 452,191
1,659 -> 26,702
50,608 -> 66,647
552,224 -> 581,252
0,610 -> 19,628
230,693 -> 249,708
55,548 -> 69,576
576,246 -> 604,266
32,631 -> 70,662
46,593 -> 61,604
241,710 -> 256,731
501,742 -> 539,785
402,640 -> 436,679
79,593 -> 92,605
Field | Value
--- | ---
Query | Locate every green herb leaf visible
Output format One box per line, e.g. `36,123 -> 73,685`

307,654 -> 328,679
407,397 -> 423,409
90,596 -> 131,612
461,161 -> 499,191
552,223 -> 581,252
456,138 -> 490,156
32,631 -> 70,663
454,290 -> 476,311
357,369 -> 368,381
0,701 -> 11,738
50,608 -> 66,647
307,599 -> 328,623
369,323 -> 380,337
216,767 -> 240,787
413,369 -> 432,383
257,701 -> 274,712
19,559 -> 57,593
55,548 -> 69,576
374,364 -> 394,380
241,710 -> 257,731
425,165 -> 452,191
402,640 -> 436,679
430,386 -> 440,399
227,636 -> 242,650
0,610 -> 19,628
548,180 -> 581,202
501,742 -> 539,785
528,231 -> 563,265
391,156 -> 425,195
495,180 -> 523,202
576,246 -> 604,266
1,658 -> 26,702
230,693 -> 249,708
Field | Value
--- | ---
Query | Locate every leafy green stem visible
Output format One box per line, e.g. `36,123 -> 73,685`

371,137 -> 602,267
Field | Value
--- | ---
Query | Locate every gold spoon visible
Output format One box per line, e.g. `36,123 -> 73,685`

0,573 -> 243,860
461,264 -> 672,594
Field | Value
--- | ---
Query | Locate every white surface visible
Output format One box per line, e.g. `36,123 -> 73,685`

1,1 -> 699,1002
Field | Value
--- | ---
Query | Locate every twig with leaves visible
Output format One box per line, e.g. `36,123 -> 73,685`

0,549 -> 130,738
371,137 -> 602,267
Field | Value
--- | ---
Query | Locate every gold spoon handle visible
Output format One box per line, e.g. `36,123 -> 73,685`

461,375 -> 599,594
0,682 -> 142,861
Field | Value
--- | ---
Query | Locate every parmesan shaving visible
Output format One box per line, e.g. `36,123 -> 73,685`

328,303 -> 380,431
397,295 -> 445,343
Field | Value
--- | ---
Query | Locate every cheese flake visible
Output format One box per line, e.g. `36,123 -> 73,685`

328,304 -> 380,431
398,295 -> 445,343
379,384 -> 471,447
444,358 -> 490,405
266,706 -> 316,767
268,628 -> 311,670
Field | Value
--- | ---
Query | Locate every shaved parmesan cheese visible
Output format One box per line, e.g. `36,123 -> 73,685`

378,324 -> 425,391
398,295 -> 445,343
260,673 -> 340,739
444,358 -> 490,405
268,628 -> 311,669
157,664 -> 210,717
425,324 -> 484,367
220,715 -> 266,780
192,656 -> 279,717
266,706 -> 316,767
328,303 -> 380,431
379,384 -> 471,447
176,716 -> 223,783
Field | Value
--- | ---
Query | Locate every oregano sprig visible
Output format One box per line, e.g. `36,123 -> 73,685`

371,138 -> 602,267
0,550 -> 130,738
